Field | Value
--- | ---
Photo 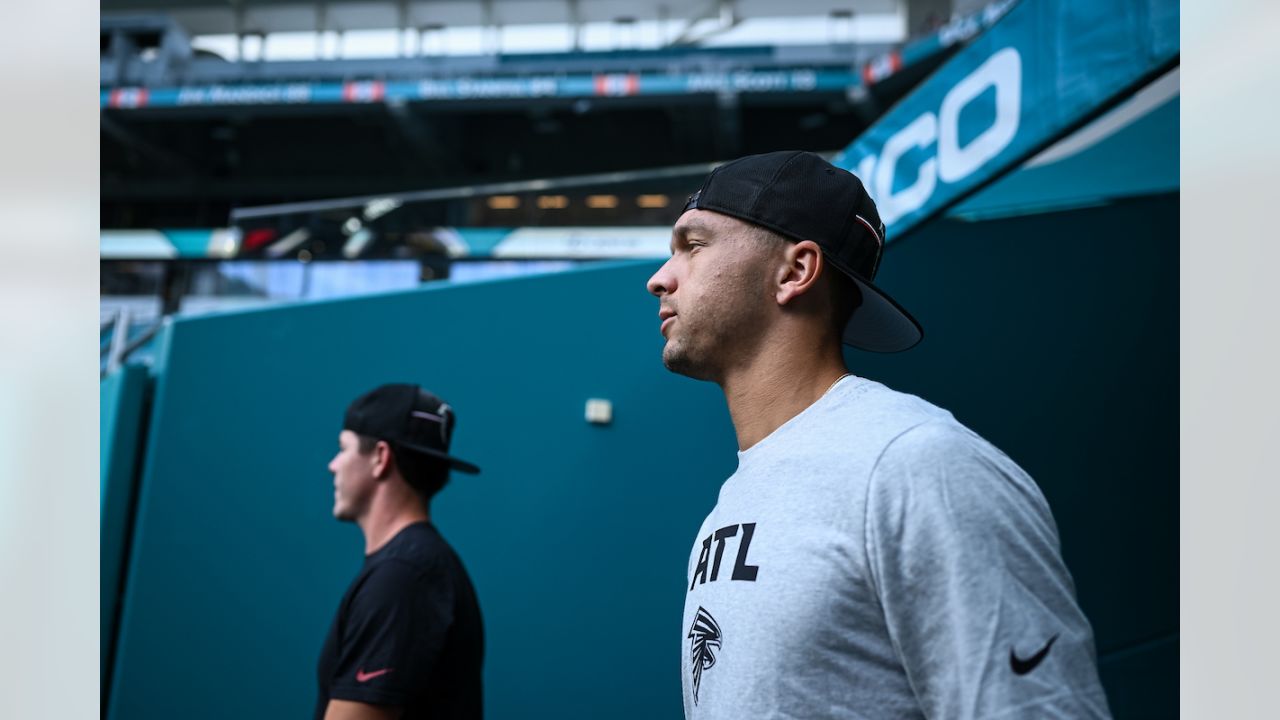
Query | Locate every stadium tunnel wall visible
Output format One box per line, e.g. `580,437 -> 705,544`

104,192 -> 1176,719
100,363 -> 150,686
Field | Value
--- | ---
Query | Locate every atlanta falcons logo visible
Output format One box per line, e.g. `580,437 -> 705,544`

687,606 -> 722,705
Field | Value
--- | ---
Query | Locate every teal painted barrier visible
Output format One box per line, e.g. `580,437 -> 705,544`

107,194 -> 1175,718
101,364 -> 150,684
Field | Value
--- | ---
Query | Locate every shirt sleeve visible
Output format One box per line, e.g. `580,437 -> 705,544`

864,421 -> 1112,720
325,558 -> 456,707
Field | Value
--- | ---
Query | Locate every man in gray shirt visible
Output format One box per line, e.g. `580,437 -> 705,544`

645,151 -> 1111,719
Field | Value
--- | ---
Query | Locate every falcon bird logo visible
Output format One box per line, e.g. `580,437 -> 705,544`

687,606 -> 722,705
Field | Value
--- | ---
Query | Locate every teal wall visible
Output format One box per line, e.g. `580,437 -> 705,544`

107,193 -> 1176,718
101,363 -> 150,683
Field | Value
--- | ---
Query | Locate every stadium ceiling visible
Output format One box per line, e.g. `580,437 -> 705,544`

101,0 -> 908,37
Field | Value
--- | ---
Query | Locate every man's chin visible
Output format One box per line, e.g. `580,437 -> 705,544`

663,345 -> 713,381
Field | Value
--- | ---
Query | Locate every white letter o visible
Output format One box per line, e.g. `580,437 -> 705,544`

938,47 -> 1021,183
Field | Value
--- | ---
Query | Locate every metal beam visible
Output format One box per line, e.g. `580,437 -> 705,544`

670,0 -> 739,47
568,0 -> 582,52
228,161 -> 732,222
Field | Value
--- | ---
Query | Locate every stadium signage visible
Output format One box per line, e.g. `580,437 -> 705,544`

419,77 -> 559,99
103,69 -> 847,109
834,0 -> 1178,239
176,84 -> 312,105
684,70 -> 817,93
851,47 -> 1020,227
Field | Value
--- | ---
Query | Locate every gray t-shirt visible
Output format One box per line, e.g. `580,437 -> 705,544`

680,376 -> 1111,719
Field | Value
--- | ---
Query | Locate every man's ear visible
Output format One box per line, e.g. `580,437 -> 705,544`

775,240 -> 824,306
371,440 -> 394,480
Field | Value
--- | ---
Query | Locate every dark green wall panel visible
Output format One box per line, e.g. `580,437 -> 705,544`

1098,635 -> 1179,719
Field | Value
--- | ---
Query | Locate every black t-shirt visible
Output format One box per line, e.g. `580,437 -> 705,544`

315,522 -> 484,719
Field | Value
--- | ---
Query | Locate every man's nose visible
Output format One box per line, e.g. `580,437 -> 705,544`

647,258 -> 675,297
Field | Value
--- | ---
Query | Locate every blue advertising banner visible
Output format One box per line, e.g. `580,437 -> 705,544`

832,0 -> 1178,239
101,68 -> 866,109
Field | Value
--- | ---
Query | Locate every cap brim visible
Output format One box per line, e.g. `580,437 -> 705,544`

398,442 -> 482,475
838,269 -> 923,353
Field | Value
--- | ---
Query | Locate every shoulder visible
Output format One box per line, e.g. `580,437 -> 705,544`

356,528 -> 457,592
377,523 -> 456,574
353,558 -> 429,600
867,419 -> 1050,530
792,379 -> 966,475
826,378 -> 959,442
871,417 -> 1027,487
877,418 -> 996,465
348,556 -> 459,620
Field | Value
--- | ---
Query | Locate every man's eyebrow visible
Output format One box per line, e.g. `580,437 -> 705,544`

673,219 -> 716,242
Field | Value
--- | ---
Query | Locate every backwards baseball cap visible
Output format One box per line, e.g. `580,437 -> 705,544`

681,150 -> 923,352
343,383 -> 481,475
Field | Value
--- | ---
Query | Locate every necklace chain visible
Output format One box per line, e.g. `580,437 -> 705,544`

823,372 -> 854,398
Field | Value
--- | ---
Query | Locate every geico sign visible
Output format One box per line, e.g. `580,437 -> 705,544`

854,47 -> 1022,226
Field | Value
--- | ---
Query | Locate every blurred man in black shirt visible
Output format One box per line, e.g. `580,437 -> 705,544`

316,384 -> 484,720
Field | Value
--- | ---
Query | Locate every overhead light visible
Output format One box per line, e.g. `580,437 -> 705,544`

487,195 -> 521,210
586,195 -> 619,209
537,195 -> 569,209
363,197 -> 402,221
209,228 -> 241,258
637,194 -> 669,208
342,217 -> 363,236
265,228 -> 311,258
343,229 -> 374,258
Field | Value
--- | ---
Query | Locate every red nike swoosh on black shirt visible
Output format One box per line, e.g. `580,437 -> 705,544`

356,667 -> 393,682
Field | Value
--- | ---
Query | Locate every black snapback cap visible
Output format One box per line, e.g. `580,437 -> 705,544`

343,383 -> 480,475
682,150 -> 923,352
